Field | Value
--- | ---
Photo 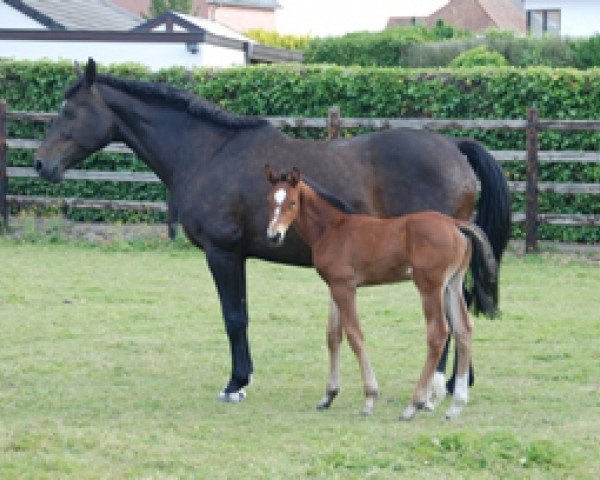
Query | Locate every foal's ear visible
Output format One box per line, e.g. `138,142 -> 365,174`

264,164 -> 278,184
289,167 -> 300,187
84,57 -> 97,87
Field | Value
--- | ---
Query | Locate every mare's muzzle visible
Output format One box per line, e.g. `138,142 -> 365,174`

267,231 -> 283,246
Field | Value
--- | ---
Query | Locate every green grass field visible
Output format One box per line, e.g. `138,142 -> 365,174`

0,238 -> 599,479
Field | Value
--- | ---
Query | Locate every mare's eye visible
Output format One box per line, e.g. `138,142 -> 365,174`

289,201 -> 296,209
63,108 -> 75,119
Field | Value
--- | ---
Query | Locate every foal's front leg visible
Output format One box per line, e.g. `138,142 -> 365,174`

317,297 -> 343,410
330,282 -> 378,416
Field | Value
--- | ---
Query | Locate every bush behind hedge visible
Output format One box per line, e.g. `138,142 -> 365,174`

1,59 -> 599,241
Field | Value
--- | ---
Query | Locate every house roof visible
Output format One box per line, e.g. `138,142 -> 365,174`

207,0 -> 280,10
387,0 -> 525,35
134,11 -> 251,41
427,0 -> 525,34
477,0 -> 525,32
3,0 -> 142,30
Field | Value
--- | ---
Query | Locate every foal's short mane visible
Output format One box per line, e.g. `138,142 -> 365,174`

66,74 -> 269,129
302,176 -> 358,215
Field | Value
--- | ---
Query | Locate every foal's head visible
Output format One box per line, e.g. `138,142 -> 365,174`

264,165 -> 301,246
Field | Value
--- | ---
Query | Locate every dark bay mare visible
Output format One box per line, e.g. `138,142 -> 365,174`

264,167 -> 498,419
35,58 -> 511,402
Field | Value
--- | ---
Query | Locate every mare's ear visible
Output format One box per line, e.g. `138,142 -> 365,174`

74,61 -> 83,78
289,167 -> 300,187
84,58 -> 96,87
264,164 -> 278,184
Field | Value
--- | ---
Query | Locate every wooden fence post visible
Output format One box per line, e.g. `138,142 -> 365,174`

166,190 -> 177,240
525,107 -> 540,253
327,106 -> 341,140
0,100 -> 8,233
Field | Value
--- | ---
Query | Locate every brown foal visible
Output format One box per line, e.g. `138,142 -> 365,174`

264,166 -> 498,420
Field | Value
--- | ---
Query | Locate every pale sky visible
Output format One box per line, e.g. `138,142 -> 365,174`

276,0 -> 449,37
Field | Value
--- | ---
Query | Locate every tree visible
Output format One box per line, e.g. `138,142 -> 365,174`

144,0 -> 193,18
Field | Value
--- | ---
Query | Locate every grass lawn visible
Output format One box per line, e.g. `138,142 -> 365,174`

0,238 -> 599,479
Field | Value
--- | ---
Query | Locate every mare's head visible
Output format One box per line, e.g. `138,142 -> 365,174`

35,58 -> 115,183
265,165 -> 301,246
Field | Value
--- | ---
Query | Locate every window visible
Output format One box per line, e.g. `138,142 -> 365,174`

527,9 -> 561,36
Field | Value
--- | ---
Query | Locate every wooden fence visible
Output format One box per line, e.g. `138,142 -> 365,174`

1,100 -> 600,251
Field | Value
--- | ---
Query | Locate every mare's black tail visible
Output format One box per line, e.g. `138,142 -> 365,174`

453,139 -> 511,263
459,223 -> 499,318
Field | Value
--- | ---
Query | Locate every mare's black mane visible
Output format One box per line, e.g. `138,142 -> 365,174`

66,74 -> 269,129
302,175 -> 358,215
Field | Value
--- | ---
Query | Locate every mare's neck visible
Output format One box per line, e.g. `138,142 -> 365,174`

99,84 -> 229,188
294,182 -> 346,247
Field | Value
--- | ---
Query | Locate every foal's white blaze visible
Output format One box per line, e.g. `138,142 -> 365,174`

274,188 -> 287,205
267,188 -> 288,241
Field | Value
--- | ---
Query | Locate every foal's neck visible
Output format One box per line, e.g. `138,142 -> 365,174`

294,182 -> 346,246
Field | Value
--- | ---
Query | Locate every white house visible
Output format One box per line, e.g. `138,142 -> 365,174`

0,0 -> 299,69
523,0 -> 600,37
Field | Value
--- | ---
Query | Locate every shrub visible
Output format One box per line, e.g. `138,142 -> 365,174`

570,34 -> 600,68
303,25 -> 471,67
244,29 -> 311,51
449,45 -> 509,67
2,59 -> 599,242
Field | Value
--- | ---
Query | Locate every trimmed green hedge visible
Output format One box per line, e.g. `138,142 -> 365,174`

1,59 -> 599,242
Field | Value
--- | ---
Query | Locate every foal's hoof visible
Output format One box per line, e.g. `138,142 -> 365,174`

218,388 -> 247,403
360,406 -> 373,416
399,404 -> 417,421
316,389 -> 339,411
445,404 -> 463,420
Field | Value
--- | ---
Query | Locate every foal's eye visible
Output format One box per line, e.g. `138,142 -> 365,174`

288,201 -> 296,209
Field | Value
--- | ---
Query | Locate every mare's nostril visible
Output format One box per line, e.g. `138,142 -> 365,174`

268,232 -> 282,244
34,158 -> 43,172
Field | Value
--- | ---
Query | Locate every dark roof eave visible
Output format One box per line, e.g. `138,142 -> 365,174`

3,0 -> 65,30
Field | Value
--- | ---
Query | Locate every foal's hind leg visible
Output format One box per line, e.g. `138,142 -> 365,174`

330,283 -> 378,416
401,283 -> 448,421
445,275 -> 473,420
317,297 -> 343,410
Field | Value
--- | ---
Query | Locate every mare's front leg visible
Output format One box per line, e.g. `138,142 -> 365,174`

330,282 -> 378,416
317,296 -> 343,410
206,243 -> 253,402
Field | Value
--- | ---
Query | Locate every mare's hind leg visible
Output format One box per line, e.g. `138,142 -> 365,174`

401,279 -> 448,421
445,274 -> 473,420
317,297 -> 343,410
330,282 -> 378,416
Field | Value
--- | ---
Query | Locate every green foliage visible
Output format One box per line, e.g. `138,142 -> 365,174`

143,0 -> 193,18
1,59 -> 599,242
449,45 -> 508,68
404,32 -> 575,68
570,34 -> 600,68
303,24 -> 472,67
244,29 -> 311,51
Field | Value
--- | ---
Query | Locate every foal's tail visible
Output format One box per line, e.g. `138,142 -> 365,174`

458,223 -> 499,319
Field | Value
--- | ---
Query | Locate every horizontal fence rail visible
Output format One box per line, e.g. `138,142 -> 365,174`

1,103 -> 600,249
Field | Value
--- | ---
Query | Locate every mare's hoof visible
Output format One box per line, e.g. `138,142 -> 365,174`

360,407 -> 373,417
218,388 -> 247,403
